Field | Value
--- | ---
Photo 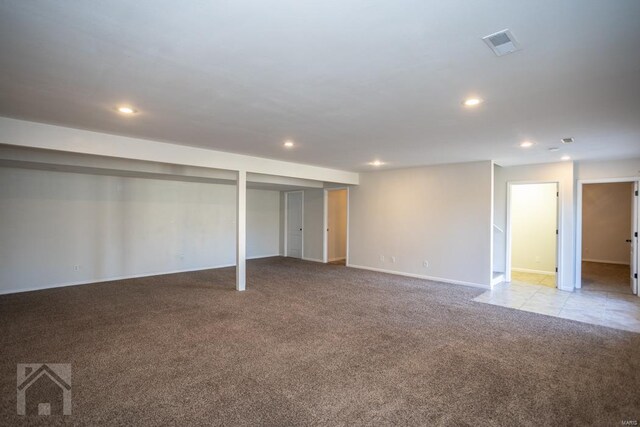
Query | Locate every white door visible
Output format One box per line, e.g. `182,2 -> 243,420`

631,182 -> 638,295
286,192 -> 303,259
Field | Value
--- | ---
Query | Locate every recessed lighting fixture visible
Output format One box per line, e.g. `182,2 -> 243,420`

548,147 -> 560,152
116,106 -> 137,114
520,141 -> 533,148
561,155 -> 571,161
283,140 -> 294,148
561,137 -> 574,144
368,160 -> 384,167
463,98 -> 482,107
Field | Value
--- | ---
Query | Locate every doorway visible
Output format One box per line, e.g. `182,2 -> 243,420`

323,188 -> 349,265
578,181 -> 638,295
506,182 -> 559,288
285,191 -> 304,259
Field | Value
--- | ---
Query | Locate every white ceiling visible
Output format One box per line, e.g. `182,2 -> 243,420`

1,0 -> 639,171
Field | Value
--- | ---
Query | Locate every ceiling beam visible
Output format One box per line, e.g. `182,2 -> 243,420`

0,117 -> 359,185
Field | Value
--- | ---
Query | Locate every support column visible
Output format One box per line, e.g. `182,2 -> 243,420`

236,170 -> 246,291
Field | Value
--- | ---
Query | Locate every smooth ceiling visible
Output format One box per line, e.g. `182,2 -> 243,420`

1,0 -> 639,171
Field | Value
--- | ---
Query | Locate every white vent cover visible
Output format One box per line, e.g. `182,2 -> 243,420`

482,29 -> 521,56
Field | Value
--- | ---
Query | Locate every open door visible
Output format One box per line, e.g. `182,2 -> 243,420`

286,191 -> 303,259
631,182 -> 638,295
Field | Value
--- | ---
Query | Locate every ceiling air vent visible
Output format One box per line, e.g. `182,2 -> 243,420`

561,137 -> 574,144
482,29 -> 521,56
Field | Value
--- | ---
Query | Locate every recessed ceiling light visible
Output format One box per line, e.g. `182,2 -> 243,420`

561,137 -> 574,144
520,141 -> 533,148
368,160 -> 384,167
463,98 -> 482,107
561,155 -> 571,161
283,140 -> 294,148
116,106 -> 137,114
548,147 -> 560,152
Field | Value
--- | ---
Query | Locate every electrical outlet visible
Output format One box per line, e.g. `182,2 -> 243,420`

391,256 -> 396,263
380,255 -> 385,262
73,265 -> 80,271
423,260 -> 429,268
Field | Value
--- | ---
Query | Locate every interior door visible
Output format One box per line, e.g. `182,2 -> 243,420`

631,182 -> 638,295
286,192 -> 303,259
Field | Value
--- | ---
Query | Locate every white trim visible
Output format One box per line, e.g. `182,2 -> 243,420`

348,264 -> 490,290
323,187 -> 350,265
302,257 -> 324,263
506,180 -> 560,288
576,177 -> 639,294
0,254 -> 282,296
511,267 -> 556,276
284,191 -> 304,259
581,258 -> 630,266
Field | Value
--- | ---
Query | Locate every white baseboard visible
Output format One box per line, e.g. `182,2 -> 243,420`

302,257 -> 324,263
0,254 -> 283,296
347,264 -> 489,290
512,267 -> 555,276
582,258 -> 630,266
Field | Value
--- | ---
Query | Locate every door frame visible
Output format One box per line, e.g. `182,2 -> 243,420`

506,180 -> 560,287
284,190 -> 304,259
576,177 -> 639,293
323,187 -> 350,265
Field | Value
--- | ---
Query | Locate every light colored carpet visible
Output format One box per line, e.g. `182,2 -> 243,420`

1,257 -> 639,424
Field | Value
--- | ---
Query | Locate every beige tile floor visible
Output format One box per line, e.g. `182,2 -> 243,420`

511,270 -> 556,288
475,264 -> 640,333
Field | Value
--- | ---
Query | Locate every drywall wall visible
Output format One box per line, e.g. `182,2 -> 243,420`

494,161 -> 574,290
327,189 -> 348,261
576,158 -> 640,180
349,161 -> 493,288
582,182 -> 633,264
510,183 -> 557,273
0,167 -> 281,294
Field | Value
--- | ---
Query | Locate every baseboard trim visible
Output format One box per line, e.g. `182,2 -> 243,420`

328,257 -> 346,262
302,257 -> 324,263
347,264 -> 489,290
582,258 -> 630,266
0,254 -> 283,296
512,267 -> 556,276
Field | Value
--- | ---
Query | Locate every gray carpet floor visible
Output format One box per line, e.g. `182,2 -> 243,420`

1,257 -> 639,425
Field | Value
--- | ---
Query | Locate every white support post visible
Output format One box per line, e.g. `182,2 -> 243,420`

236,170 -> 247,291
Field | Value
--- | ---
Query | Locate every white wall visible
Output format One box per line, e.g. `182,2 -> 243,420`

576,158 -> 640,180
348,161 -> 493,288
494,162 -> 574,290
510,183 -> 557,273
582,182 -> 633,264
327,189 -> 347,261
0,167 -> 281,294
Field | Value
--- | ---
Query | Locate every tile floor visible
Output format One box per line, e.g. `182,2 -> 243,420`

475,263 -> 640,333
511,270 -> 556,288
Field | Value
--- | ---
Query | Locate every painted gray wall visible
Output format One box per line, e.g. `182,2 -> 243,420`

0,167 -> 281,294
348,161 -> 493,287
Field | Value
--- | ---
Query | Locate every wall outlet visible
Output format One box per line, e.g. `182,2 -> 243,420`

391,256 -> 396,264
423,260 -> 429,268
380,255 -> 385,262
73,265 -> 80,271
